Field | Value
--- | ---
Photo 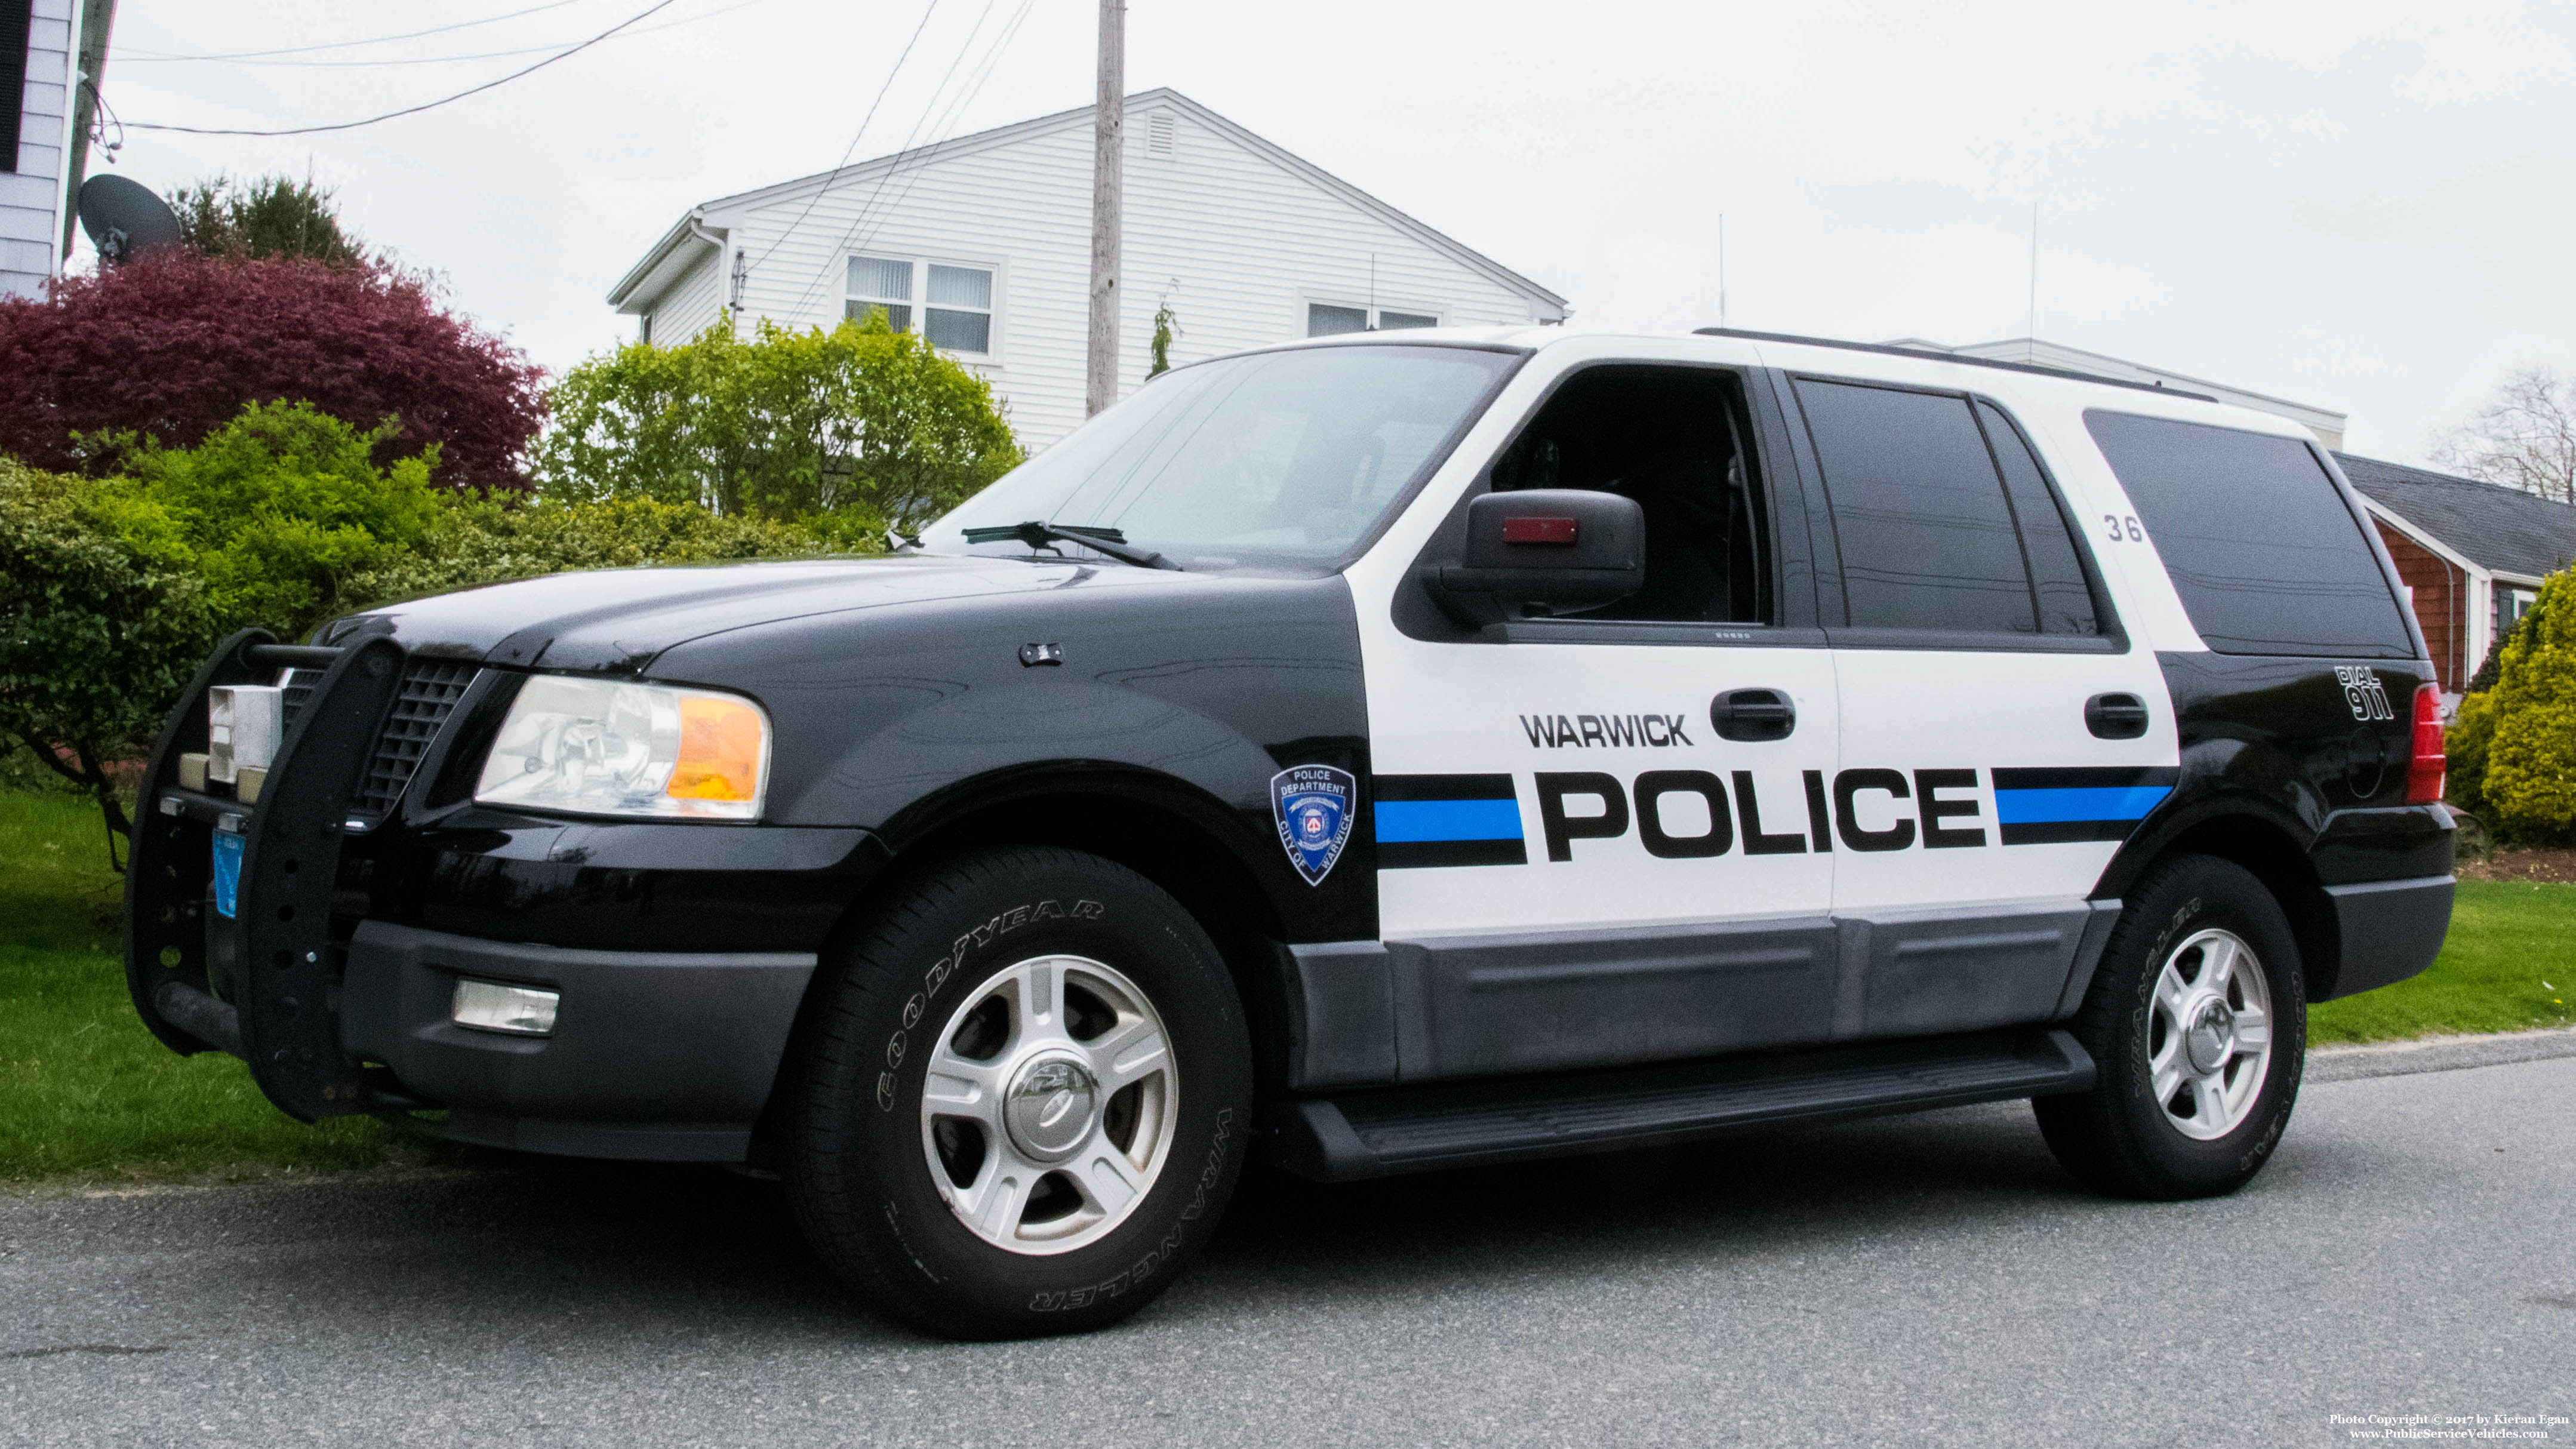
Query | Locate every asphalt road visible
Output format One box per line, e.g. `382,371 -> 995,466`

5,1048 -> 2572,1449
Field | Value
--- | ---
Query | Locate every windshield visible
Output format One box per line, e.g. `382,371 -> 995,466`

925,344 -> 1521,571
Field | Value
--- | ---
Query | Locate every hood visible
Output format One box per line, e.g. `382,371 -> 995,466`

335,554 -> 1202,673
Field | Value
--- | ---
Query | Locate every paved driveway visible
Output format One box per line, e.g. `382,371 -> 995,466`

5,1050 -> 2571,1448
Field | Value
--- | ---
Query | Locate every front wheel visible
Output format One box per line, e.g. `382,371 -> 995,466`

781,846 -> 1252,1339
2035,854 -> 2307,1200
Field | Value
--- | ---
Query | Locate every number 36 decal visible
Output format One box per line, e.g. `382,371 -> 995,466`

2102,514 -> 2145,543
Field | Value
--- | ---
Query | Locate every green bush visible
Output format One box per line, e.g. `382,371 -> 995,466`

2452,568 -> 2576,844
101,399 -> 443,643
4,394 -> 919,857
344,492 -> 851,609
0,457 -> 217,850
2480,570 -> 2576,839
536,310 -> 1022,530
5,402 -> 440,852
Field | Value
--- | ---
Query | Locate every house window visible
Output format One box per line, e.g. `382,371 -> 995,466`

2497,586 -> 2538,642
1307,303 -> 1441,337
924,263 -> 994,353
847,256 -> 996,356
847,256 -> 913,332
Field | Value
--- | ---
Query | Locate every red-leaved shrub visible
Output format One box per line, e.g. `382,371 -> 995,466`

0,253 -> 546,492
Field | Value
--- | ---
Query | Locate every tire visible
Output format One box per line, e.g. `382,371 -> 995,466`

2035,854 -> 2307,1201
781,845 -> 1253,1340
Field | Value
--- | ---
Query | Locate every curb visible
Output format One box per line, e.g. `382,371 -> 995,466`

2306,1025 -> 2576,1084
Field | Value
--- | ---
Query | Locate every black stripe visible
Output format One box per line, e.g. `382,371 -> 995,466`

1374,773 -> 1518,802
1379,838 -> 1529,869
2000,819 -> 2138,845
1990,765 -> 2181,792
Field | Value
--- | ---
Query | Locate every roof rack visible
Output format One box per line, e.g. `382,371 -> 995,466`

1691,327 -> 2219,403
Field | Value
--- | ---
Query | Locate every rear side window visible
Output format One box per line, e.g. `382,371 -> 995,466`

1795,378 -> 2102,636
1796,380 -> 2032,632
2083,411 -> 2413,657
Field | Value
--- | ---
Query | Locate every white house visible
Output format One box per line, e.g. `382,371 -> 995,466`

607,88 -> 1568,448
3,0 -> 100,301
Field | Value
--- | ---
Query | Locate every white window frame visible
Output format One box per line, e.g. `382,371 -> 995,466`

845,253 -> 1006,365
1298,296 -> 1446,339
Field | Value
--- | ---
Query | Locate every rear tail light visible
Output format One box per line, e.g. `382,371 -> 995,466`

2406,683 -> 2446,805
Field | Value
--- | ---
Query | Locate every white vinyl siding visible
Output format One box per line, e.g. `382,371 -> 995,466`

2,0 -> 75,299
670,93 -> 1560,448
648,245 -> 726,347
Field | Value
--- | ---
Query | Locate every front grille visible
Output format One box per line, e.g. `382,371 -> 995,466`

278,668 -> 316,725
354,660 -> 479,818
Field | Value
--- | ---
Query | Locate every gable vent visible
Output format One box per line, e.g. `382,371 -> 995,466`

1147,110 -> 1175,159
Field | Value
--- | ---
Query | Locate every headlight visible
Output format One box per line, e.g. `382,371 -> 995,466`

474,675 -> 771,821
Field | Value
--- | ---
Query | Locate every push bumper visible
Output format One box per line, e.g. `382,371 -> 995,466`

340,921 -> 815,1161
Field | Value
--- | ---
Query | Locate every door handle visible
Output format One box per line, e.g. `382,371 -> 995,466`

1712,688 -> 1796,742
2085,693 -> 2151,740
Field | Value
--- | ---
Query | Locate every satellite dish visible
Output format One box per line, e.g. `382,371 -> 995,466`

78,174 -> 185,266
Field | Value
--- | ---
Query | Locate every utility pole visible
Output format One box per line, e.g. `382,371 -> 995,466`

1085,0 -> 1125,417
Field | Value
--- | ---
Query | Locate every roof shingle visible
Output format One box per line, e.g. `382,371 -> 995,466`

2335,453 -> 2576,582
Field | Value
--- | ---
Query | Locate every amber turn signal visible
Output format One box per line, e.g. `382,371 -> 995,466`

669,694 -> 770,802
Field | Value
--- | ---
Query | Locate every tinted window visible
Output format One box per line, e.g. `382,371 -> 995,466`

2084,411 -> 2413,656
1975,401 -> 2100,636
1796,379 -> 2035,633
1489,365 -> 1770,624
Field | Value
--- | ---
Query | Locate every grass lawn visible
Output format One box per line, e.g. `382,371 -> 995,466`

1,786 -> 2568,1185
0,789 -> 439,1186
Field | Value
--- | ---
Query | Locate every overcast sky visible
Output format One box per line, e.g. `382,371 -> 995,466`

91,0 -> 2576,462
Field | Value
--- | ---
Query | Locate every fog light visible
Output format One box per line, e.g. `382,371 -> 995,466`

451,979 -> 559,1036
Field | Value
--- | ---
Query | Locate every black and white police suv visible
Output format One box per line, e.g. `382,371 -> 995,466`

125,326 -> 2455,1338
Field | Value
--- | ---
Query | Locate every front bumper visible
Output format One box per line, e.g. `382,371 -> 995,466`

341,921 -> 815,1161
125,631 -> 863,1143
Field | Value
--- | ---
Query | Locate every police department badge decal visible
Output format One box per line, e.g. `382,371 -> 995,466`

1270,765 -> 1356,887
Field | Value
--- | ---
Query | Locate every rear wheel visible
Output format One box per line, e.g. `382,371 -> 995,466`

781,846 -> 1252,1339
2036,854 -> 2307,1199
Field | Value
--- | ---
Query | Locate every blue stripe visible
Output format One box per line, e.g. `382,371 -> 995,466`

1993,785 -> 2172,825
1375,798 -> 1524,843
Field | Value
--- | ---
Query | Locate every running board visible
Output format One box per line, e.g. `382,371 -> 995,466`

1263,1028 -> 2095,1182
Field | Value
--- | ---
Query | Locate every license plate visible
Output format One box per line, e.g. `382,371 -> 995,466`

211,830 -> 244,919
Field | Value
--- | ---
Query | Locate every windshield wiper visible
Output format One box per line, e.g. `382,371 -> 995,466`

961,521 -> 1181,571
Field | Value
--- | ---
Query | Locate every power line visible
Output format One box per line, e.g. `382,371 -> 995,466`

848,0 -> 1035,264
118,0 -> 598,62
787,0 -> 1003,313
746,0 -> 943,273
117,0 -> 769,67
790,0 -> 1035,315
125,0 -> 685,136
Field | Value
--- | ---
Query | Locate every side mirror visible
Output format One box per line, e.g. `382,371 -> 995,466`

1419,488 -> 1645,627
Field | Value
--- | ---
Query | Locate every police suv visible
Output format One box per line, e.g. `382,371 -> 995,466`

126,327 -> 2455,1339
